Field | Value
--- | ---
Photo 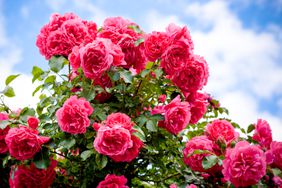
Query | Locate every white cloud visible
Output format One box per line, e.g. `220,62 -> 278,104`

0,3 -> 37,110
183,1 -> 282,140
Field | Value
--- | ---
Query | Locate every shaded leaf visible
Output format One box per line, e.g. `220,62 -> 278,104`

2,86 -> 15,97
146,120 -> 157,132
81,150 -> 94,161
202,155 -> 218,170
49,56 -> 68,73
5,74 -> 20,85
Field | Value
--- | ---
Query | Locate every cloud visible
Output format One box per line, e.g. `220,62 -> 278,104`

183,1 -> 282,140
0,2 -> 37,109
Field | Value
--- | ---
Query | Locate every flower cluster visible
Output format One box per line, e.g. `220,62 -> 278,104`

0,12 -> 281,188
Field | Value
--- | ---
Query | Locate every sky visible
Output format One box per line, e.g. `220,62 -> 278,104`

0,0 -> 281,140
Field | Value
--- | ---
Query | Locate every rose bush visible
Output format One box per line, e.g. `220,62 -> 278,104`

0,12 -> 281,188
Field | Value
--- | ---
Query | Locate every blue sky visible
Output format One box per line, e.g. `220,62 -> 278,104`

0,0 -> 281,140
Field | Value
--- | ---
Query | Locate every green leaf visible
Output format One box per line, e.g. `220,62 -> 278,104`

32,85 -> 43,96
2,86 -> 15,97
140,69 -> 150,78
32,66 -> 44,83
0,120 -> 10,129
134,38 -> 144,47
48,56 -> 68,73
120,70 -> 133,83
59,138 -> 76,149
5,74 -> 20,85
44,75 -> 56,84
202,155 -> 218,170
96,154 -> 108,170
136,116 -> 147,126
128,25 -> 142,33
154,69 -> 163,79
81,150 -> 94,161
34,158 -> 50,169
145,62 -> 154,69
146,120 -> 157,132
247,124 -> 255,133
133,125 -> 146,142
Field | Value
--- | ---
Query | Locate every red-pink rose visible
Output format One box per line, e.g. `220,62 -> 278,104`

69,46 -> 81,71
273,176 -> 282,187
0,112 -> 9,154
152,95 -> 191,135
104,112 -> 133,131
205,119 -> 239,147
186,92 -> 208,124
170,184 -> 178,188
9,159 -> 57,188
144,32 -> 170,62
27,116 -> 40,129
110,135 -> 143,162
94,125 -> 133,156
99,17 -> 146,72
93,74 -> 113,103
165,24 -> 194,48
158,94 -> 166,103
186,185 -> 197,188
80,38 -> 125,79
56,95 -> 93,134
5,126 -> 50,160
266,141 -> 282,170
97,174 -> 129,188
0,139 -> 8,154
161,40 -> 192,75
171,55 -> 209,93
222,141 -> 266,187
252,119 -> 272,149
183,136 -> 217,172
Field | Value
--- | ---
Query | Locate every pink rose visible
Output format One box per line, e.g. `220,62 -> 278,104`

99,17 -> 146,72
161,40 -> 192,75
0,112 -> 9,154
104,113 -> 133,131
183,136 -> 217,172
5,126 -> 50,160
56,96 -> 93,134
266,141 -> 282,170
273,176 -> 282,187
27,116 -> 40,129
110,135 -> 143,162
94,125 -> 133,156
158,94 -> 167,103
252,119 -> 272,149
205,119 -> 239,147
144,32 -> 170,62
186,185 -> 197,188
9,160 -> 57,188
152,95 -> 191,135
97,174 -> 129,188
222,141 -> 266,187
0,139 -> 8,154
170,184 -> 178,188
186,92 -> 208,124
171,55 -> 209,93
80,38 -> 125,79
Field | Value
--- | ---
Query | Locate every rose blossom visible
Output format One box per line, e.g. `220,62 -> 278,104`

5,126 -> 50,160
94,125 -> 133,156
152,95 -> 191,135
183,136 -> 217,172
265,141 -> 282,170
186,92 -> 208,124
56,95 -> 93,134
0,112 -> 9,154
99,17 -> 146,72
9,159 -> 57,188
205,119 -> 239,147
171,55 -> 209,94
144,32 -> 170,62
27,116 -> 40,129
252,119 -> 272,149
93,74 -> 113,103
80,38 -> 125,80
273,176 -> 282,187
97,174 -> 129,188
104,112 -> 133,131
222,141 -> 266,187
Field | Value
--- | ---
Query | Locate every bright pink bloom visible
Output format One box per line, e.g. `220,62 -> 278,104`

222,141 -> 266,187
273,176 -> 282,187
27,116 -> 40,129
99,17 -> 146,72
0,112 -> 9,154
152,95 -> 190,135
186,92 -> 208,124
170,184 -> 178,188
69,46 -> 81,71
266,141 -> 282,170
183,136 -> 216,172
80,38 -> 125,79
5,126 -> 50,160
186,184 -> 197,188
0,139 -> 8,153
205,119 -> 239,146
144,32 -> 170,62
9,160 -> 57,188
158,94 -> 167,103
171,55 -> 209,93
104,113 -> 133,131
252,119 -> 272,149
56,96 -> 93,134
97,174 -> 129,188
94,125 -> 133,156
